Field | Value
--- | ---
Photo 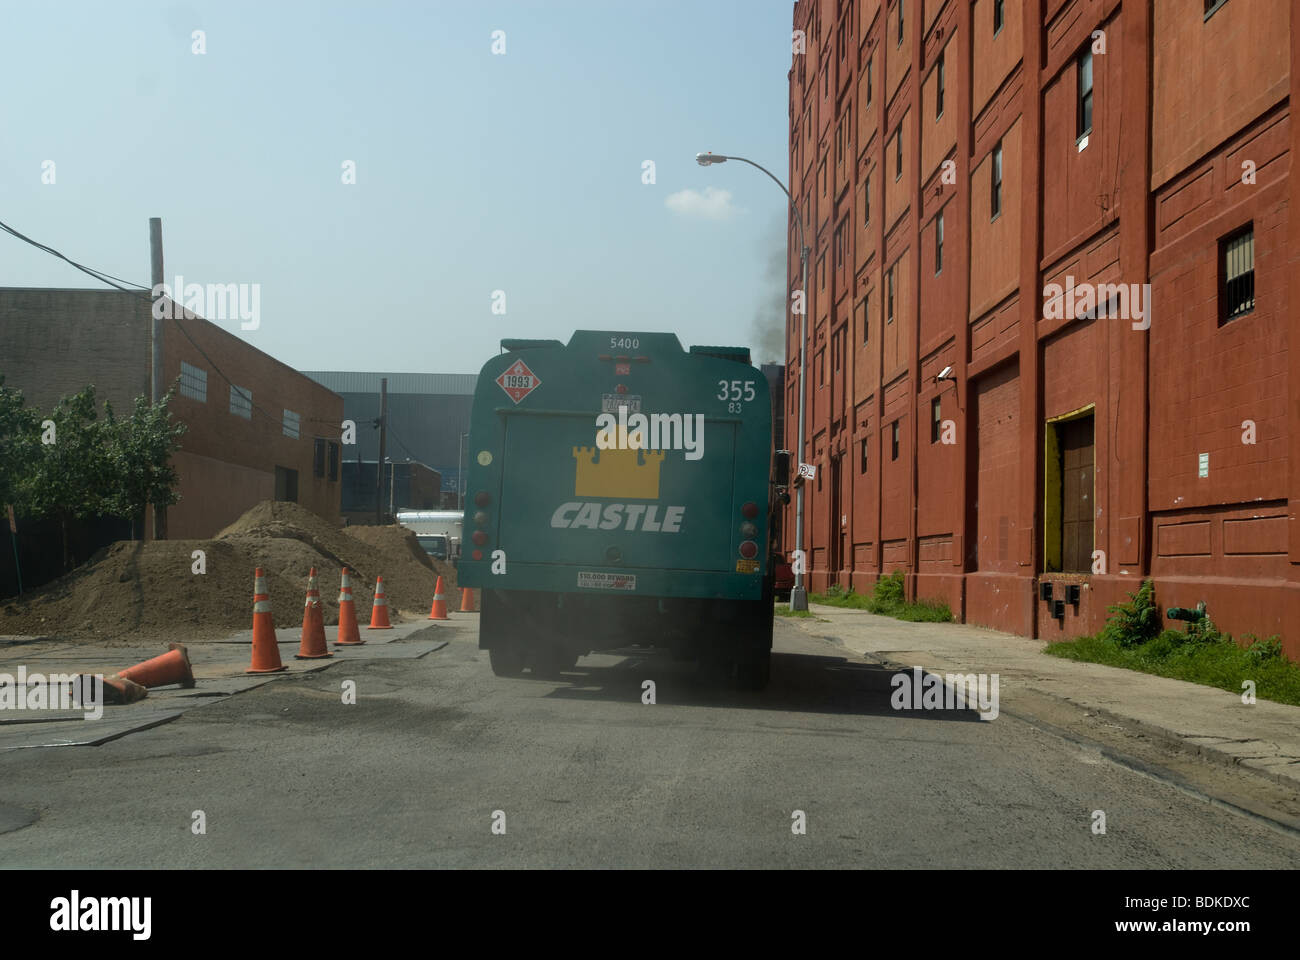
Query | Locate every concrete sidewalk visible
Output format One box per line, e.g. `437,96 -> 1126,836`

788,604 -> 1300,792
0,615 -> 477,749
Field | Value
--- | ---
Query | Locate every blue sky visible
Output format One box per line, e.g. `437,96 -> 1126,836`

0,0 -> 795,374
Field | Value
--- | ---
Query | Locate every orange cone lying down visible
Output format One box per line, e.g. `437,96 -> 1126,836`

368,576 -> 393,629
117,641 -> 195,689
247,567 -> 288,674
459,587 -> 475,612
336,567 -> 365,645
75,672 -> 148,705
427,575 -> 449,620
297,566 -> 332,659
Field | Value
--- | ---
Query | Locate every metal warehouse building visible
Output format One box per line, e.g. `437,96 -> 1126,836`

303,372 -> 475,507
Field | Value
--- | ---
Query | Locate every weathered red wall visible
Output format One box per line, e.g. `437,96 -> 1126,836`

785,0 -> 1297,658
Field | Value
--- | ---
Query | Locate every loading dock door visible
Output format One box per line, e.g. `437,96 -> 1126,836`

1058,416 -> 1094,573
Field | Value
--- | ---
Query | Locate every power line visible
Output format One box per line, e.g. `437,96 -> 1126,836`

0,218 -> 151,292
0,216 -> 343,441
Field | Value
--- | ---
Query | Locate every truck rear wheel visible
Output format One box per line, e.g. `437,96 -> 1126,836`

489,643 -> 527,677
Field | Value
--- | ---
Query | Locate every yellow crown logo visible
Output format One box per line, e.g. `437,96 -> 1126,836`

573,429 -> 666,499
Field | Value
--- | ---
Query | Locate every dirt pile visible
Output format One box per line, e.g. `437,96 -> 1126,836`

0,502 -> 454,645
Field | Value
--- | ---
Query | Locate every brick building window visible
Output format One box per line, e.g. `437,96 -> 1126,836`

994,0 -> 1005,35
1204,0 -> 1229,19
866,55 -> 873,105
313,438 -> 327,477
935,52 -> 945,120
891,420 -> 900,460
817,348 -> 826,386
860,438 -> 869,474
895,126 -> 903,180
1077,49 -> 1093,142
1219,226 -> 1255,324
991,141 -> 1003,220
328,441 -> 340,481
834,219 -> 847,271
819,252 -> 826,290
179,361 -> 207,403
862,296 -> 870,344
864,173 -> 871,226
930,397 -> 941,443
835,118 -> 844,167
887,266 -> 895,323
935,212 -> 944,275
820,158 -> 828,196
229,384 -> 252,419
282,409 -> 300,439
897,0 -> 904,46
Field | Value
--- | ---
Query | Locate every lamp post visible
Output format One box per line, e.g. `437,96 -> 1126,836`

696,151 -> 811,610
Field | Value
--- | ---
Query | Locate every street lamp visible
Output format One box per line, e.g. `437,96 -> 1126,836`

695,151 -> 811,610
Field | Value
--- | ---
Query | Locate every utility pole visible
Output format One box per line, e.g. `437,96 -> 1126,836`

375,378 -> 388,524
149,217 -> 167,541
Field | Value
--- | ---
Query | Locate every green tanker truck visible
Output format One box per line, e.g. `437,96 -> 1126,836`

457,330 -> 785,689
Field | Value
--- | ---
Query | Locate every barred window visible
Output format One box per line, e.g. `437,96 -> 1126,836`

179,361 -> 207,403
229,384 -> 252,419
282,409 -> 300,439
1219,226 -> 1254,324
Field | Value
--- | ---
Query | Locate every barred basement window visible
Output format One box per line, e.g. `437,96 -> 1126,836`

179,361 -> 207,402
229,384 -> 252,419
1219,226 -> 1255,324
282,409 -> 300,439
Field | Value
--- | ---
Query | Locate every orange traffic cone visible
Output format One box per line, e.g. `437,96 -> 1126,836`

297,567 -> 332,659
117,641 -> 195,689
459,587 -> 475,612
73,673 -> 148,705
368,575 -> 393,629
247,568 -> 288,674
427,575 -> 449,620
336,566 -> 365,645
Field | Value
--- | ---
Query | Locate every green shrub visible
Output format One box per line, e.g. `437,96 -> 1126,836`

1246,635 -> 1284,665
1101,580 -> 1161,648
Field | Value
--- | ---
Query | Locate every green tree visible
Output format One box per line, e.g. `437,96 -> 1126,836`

23,385 -> 118,571
104,389 -> 187,539
0,376 -> 39,513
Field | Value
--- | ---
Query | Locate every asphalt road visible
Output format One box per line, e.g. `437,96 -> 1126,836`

2,618 -> 1299,868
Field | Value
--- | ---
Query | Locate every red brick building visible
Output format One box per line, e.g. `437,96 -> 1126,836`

784,0 -> 1298,656
0,288 -> 343,540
